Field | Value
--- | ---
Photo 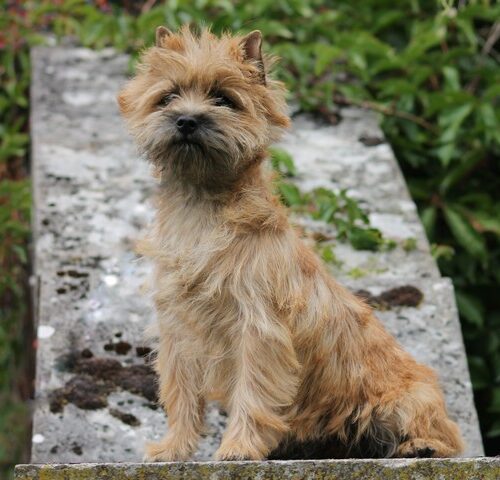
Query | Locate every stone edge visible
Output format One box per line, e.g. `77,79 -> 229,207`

15,458 -> 499,480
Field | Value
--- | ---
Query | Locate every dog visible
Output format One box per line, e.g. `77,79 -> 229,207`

117,25 -> 464,461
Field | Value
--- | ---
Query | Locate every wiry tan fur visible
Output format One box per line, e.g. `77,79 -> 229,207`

118,26 -> 464,462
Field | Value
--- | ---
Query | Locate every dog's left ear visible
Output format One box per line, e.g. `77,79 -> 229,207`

240,30 -> 266,85
156,26 -> 172,47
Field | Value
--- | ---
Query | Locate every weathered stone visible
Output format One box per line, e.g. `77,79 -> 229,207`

27,44 -> 482,472
15,457 -> 500,480
279,112 -> 440,282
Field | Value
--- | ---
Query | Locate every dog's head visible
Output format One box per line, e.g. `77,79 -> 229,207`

118,26 -> 290,191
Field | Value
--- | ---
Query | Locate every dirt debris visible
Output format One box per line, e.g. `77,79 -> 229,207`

109,408 -> 141,426
355,285 -> 424,310
49,349 -> 158,418
104,341 -> 132,355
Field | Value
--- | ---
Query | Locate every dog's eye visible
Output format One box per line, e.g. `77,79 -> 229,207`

213,95 -> 235,109
157,93 -> 176,108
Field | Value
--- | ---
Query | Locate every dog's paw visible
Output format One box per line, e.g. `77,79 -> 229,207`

143,439 -> 189,462
396,439 -> 439,458
215,443 -> 263,461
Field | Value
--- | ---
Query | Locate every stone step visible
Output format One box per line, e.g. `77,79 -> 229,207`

15,458 -> 500,480
29,275 -> 481,463
25,45 -> 483,474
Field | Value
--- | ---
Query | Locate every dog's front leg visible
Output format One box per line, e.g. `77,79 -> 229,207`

215,305 -> 300,461
144,335 -> 204,462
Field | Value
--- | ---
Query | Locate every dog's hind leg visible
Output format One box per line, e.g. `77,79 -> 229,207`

385,380 -> 464,458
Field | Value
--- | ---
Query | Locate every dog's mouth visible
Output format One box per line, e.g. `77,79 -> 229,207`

172,138 -> 204,149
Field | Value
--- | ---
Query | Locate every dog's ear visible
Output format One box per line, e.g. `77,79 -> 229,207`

240,30 -> 266,85
156,26 -> 173,47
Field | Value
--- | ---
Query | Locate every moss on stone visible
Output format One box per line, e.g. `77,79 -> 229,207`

15,458 -> 500,480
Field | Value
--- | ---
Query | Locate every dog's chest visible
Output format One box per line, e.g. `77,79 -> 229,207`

153,203 -> 233,301
166,219 -> 222,267
153,214 -> 237,368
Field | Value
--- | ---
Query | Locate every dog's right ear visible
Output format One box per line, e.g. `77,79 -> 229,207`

156,26 -> 173,47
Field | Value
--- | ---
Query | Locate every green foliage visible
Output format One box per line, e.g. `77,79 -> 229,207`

270,148 -> 397,253
1,3 -> 36,477
2,0 -> 499,461
269,147 -> 297,177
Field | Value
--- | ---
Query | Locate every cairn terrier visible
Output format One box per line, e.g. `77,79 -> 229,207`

118,26 -> 464,461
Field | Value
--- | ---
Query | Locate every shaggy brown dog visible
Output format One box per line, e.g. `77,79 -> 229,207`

118,26 -> 464,462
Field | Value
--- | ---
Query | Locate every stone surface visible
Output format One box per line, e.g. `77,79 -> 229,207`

15,458 -> 500,480
280,111 -> 440,282
28,45 -> 482,468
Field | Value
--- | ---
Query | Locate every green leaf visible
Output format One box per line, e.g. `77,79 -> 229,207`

439,103 -> 474,127
421,206 -> 436,239
439,152 -> 482,195
426,87 -> 474,112
347,227 -> 384,251
278,183 -> 303,207
402,237 -> 417,252
434,143 -> 455,167
442,66 -> 460,92
438,103 -> 473,146
319,204 -> 338,223
403,24 -> 446,61
314,44 -> 342,76
443,206 -> 487,262
470,211 -> 500,237
488,387 -> 500,413
478,103 -> 498,130
372,11 -> 404,33
456,291 -> 484,328
269,147 -> 297,177
430,244 -> 454,261
483,83 -> 500,102
467,355 -> 490,389
487,420 -> 500,438
455,17 -> 477,48
255,20 -> 293,39
320,245 -> 341,267
12,245 -> 28,264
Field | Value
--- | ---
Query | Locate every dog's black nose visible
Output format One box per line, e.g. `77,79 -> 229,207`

176,115 -> 198,135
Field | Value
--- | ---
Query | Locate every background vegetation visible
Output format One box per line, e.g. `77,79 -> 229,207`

1,0 -> 498,476
1,1 -> 35,477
